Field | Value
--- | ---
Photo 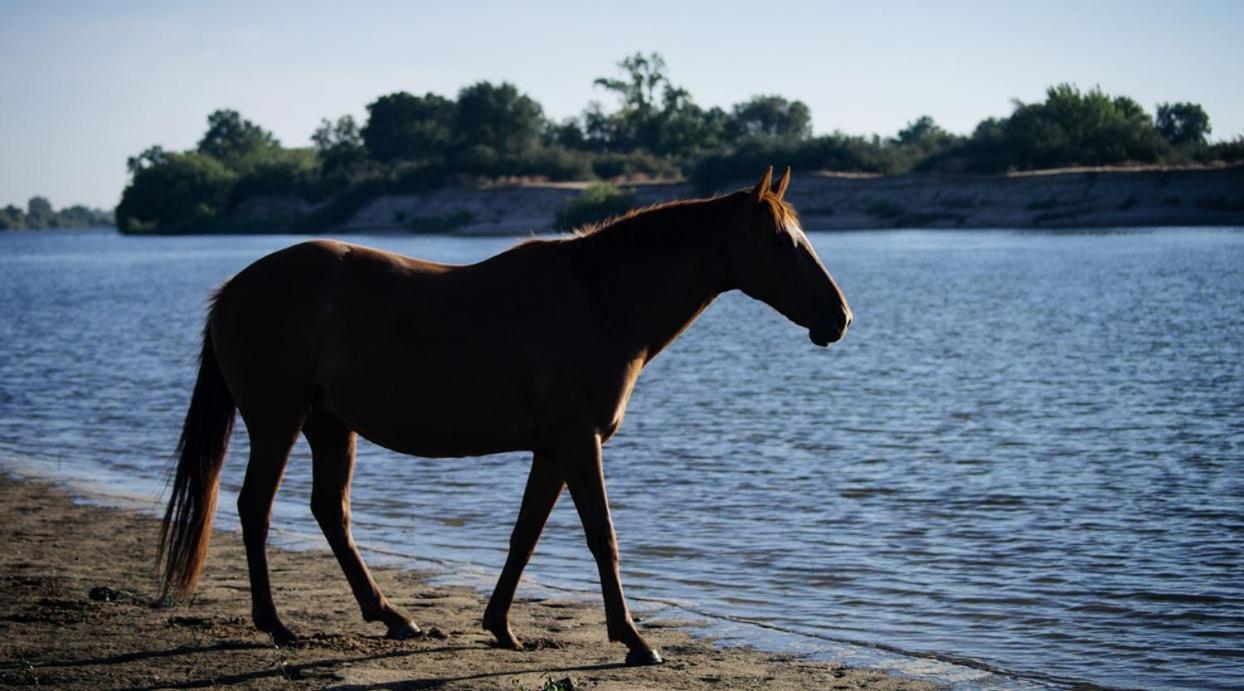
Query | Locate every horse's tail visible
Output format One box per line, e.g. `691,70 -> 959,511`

158,308 -> 235,600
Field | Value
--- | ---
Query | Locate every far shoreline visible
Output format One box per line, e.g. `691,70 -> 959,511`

7,166 -> 1243,239
106,166 -> 1244,237
4,165 -> 1239,239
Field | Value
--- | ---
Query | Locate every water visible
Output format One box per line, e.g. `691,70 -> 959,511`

1,228 -> 1242,689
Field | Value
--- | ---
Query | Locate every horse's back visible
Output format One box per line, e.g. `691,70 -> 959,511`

311,241 -> 576,454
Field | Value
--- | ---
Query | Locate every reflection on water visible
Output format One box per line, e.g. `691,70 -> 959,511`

1,228 -> 1242,689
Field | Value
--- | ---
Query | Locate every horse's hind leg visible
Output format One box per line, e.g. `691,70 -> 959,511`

304,408 -> 419,639
483,452 -> 564,648
238,419 -> 302,646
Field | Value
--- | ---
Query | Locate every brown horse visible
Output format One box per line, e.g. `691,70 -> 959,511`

159,167 -> 851,666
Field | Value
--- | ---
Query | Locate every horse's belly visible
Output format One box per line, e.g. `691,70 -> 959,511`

321,379 -> 536,458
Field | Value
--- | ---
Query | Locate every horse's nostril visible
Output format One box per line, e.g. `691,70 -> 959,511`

844,311 -> 853,329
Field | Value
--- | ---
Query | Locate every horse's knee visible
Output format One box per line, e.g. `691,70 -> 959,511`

310,494 -> 346,529
236,494 -> 270,532
508,528 -> 537,559
585,534 -> 619,564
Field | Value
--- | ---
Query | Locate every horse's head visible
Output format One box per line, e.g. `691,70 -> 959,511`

726,166 -> 853,347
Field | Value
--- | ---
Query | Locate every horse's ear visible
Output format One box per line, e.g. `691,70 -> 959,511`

774,166 -> 792,201
753,166 -> 774,201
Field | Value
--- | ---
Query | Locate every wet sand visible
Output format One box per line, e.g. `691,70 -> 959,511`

0,474 -> 932,689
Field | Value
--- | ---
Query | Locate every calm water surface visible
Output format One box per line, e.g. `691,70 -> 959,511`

1,228 -> 1241,689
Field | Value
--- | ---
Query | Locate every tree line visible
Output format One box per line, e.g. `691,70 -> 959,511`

1,196 -> 114,231
115,52 -> 1241,234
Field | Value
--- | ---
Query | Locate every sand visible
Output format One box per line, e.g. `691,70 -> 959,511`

0,474 -> 933,689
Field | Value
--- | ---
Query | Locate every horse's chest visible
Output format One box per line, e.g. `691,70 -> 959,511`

584,360 -> 645,442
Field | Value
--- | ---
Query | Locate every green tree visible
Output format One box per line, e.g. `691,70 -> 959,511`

729,95 -> 813,139
127,145 -> 168,174
891,116 -> 960,164
895,116 -> 944,146
921,84 -> 1169,173
1012,84 -> 1167,168
26,196 -> 54,228
116,152 -> 236,233
581,101 -> 617,149
655,98 -> 727,159
590,52 -> 723,158
1112,95 -> 1147,122
0,204 -> 26,230
225,148 -> 318,208
54,204 -> 113,228
197,110 -> 280,168
361,92 -> 455,163
454,81 -> 545,155
1155,102 -> 1211,147
594,53 -> 668,126
312,115 -> 365,174
545,118 -> 588,149
591,52 -> 677,150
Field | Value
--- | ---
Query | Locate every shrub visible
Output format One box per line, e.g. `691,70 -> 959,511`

517,146 -> 596,181
390,160 -> 452,193
690,134 -> 898,192
1200,137 -> 1244,165
590,151 -> 681,180
554,183 -> 636,231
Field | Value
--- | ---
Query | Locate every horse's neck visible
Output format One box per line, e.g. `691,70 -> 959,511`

583,207 -> 729,364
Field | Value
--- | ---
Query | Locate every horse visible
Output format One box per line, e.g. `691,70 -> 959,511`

158,166 -> 852,666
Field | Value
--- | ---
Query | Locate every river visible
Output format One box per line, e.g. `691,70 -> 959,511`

1,228 -> 1240,688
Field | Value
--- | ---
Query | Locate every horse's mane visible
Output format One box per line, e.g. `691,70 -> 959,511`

570,195 -> 724,239
518,188 -> 799,264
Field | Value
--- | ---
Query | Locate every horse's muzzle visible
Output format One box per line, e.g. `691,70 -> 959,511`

809,310 -> 852,347
809,326 -> 843,347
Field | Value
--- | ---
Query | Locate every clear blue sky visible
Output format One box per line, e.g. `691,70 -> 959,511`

2,0 -> 1241,208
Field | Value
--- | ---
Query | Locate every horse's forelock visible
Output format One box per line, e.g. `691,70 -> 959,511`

759,194 -> 802,240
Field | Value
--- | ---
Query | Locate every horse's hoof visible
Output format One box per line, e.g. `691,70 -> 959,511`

486,625 -> 522,649
625,648 -> 664,666
386,621 -> 423,640
269,627 -> 300,648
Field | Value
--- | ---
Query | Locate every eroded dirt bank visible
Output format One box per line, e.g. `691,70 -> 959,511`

314,166 -> 1244,234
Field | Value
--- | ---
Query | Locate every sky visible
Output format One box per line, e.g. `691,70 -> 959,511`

2,0 -> 1242,209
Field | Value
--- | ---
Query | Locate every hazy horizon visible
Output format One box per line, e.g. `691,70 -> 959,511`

2,0 -> 1242,208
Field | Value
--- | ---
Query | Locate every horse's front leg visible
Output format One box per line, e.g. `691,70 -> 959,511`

484,452 -> 564,648
559,434 -> 662,666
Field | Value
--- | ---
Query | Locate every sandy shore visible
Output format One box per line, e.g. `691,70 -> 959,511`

0,474 -> 932,689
